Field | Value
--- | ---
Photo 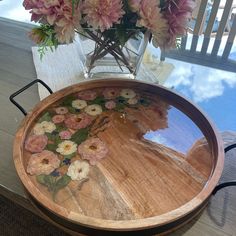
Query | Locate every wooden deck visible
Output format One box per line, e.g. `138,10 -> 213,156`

0,17 -> 236,235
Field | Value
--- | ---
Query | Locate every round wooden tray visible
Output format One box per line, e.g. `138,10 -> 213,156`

13,79 -> 224,234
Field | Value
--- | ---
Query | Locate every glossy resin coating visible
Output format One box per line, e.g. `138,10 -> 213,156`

13,79 -> 224,232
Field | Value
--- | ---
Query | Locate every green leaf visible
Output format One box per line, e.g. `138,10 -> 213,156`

71,128 -> 89,145
46,143 -> 58,152
52,175 -> 71,200
63,153 -> 76,160
88,96 -> 106,106
61,95 -> 76,106
38,112 -> 52,122
36,174 -> 55,191
67,106 -> 78,114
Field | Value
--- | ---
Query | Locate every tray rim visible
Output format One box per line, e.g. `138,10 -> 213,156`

13,78 -> 224,231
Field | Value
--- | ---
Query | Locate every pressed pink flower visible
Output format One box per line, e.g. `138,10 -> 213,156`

59,130 -> 72,140
77,90 -> 97,101
103,88 -> 120,99
55,106 -> 68,115
25,135 -> 48,153
27,150 -> 60,175
156,0 -> 195,49
78,137 -> 108,165
64,113 -> 93,130
52,114 -> 65,124
105,100 -> 116,110
82,0 -> 125,32
128,0 -> 141,12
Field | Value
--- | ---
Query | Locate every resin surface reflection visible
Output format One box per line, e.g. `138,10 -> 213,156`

23,86 -> 214,220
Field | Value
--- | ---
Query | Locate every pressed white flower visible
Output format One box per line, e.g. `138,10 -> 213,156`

72,99 -> 87,110
127,97 -> 138,105
56,140 -> 77,156
67,160 -> 89,181
84,104 -> 102,116
120,89 -> 136,99
33,123 -> 45,135
33,121 -> 56,135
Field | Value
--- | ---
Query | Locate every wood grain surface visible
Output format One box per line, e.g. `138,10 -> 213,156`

13,80 -> 224,232
1,17 -> 236,236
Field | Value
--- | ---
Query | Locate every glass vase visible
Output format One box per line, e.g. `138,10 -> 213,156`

77,30 -> 151,79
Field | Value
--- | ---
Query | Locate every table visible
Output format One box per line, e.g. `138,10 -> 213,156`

0,17 -> 236,236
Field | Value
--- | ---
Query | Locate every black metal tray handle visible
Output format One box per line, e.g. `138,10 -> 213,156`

9,80 -> 236,194
213,143 -> 236,195
9,79 -> 53,116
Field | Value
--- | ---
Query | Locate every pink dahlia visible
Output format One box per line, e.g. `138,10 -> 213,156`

82,0 -> 125,32
128,0 -> 141,12
137,0 -> 163,31
157,0 -> 195,49
64,113 -> 93,130
78,137 -> 108,165
52,114 -> 65,124
25,135 -> 48,153
27,150 -> 60,175
77,90 -> 97,101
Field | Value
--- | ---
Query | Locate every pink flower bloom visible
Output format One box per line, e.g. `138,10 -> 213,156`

103,88 -> 120,99
25,135 -> 48,153
82,0 -> 125,32
52,114 -> 65,124
55,106 -> 68,115
59,130 -> 72,140
137,0 -> 163,31
157,0 -> 195,49
27,150 -> 60,175
77,90 -> 97,101
78,138 -> 108,165
128,0 -> 141,12
64,113 -> 93,130
105,100 -> 116,110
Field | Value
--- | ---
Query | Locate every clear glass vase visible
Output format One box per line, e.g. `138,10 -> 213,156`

77,30 -> 151,79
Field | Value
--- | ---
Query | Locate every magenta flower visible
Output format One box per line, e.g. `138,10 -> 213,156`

78,137 -> 108,165
59,130 -> 72,140
105,100 -> 116,110
25,135 -> 48,153
77,90 -> 97,101
64,113 -> 93,130
82,0 -> 125,32
52,114 -> 65,124
27,150 -> 60,175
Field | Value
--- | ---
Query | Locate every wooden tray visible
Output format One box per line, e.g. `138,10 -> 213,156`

13,79 -> 224,234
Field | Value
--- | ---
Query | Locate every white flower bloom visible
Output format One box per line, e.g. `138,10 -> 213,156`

120,89 -> 136,99
84,104 -> 102,116
72,99 -> 87,110
67,160 -> 89,181
56,140 -> 77,156
33,121 -> 56,135
127,97 -> 138,105
33,123 -> 45,135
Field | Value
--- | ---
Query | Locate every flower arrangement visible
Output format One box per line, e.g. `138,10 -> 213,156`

23,0 -> 195,75
24,87 -> 168,200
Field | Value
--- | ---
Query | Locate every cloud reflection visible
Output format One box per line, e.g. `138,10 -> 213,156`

165,61 -> 236,103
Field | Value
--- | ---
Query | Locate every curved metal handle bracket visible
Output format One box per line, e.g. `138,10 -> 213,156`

9,79 -> 53,116
213,143 -> 236,195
